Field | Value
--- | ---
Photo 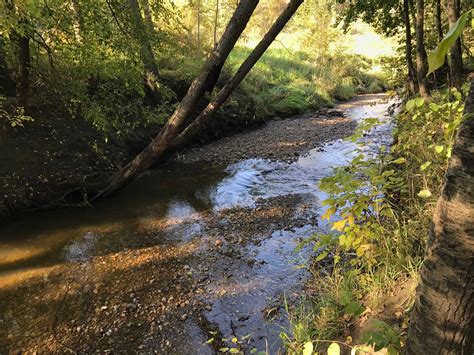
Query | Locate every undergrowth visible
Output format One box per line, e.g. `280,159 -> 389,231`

20,47 -> 385,141
284,84 -> 469,354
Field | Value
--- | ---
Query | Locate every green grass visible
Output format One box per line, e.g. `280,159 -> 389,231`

222,47 -> 385,119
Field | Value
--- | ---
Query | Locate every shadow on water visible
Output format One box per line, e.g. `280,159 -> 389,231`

0,94 -> 398,353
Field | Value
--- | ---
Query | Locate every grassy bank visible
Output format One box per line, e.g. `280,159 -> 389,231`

284,85 -> 468,354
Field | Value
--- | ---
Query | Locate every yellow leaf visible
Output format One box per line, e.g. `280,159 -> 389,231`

327,343 -> 340,355
347,214 -> 355,226
332,219 -> 346,231
303,341 -> 314,355
322,207 -> 335,221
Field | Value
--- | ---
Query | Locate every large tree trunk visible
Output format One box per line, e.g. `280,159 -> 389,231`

172,0 -> 304,148
406,77 -> 474,354
127,0 -> 161,105
415,0 -> 430,99
17,33 -> 30,108
403,0 -> 418,95
0,37 -> 16,97
447,0 -> 464,89
97,0 -> 260,197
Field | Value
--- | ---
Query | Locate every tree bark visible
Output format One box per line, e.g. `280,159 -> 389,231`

415,0 -> 430,99
447,0 -> 464,89
197,0 -> 201,55
403,0 -> 418,95
406,77 -> 474,354
97,0 -> 260,197
172,0 -> 305,148
141,0 -> 153,26
17,32 -> 30,108
0,37 -> 16,97
214,0 -> 219,47
435,0 -> 443,42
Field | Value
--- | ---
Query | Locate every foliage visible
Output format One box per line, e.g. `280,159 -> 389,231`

361,320 -> 401,354
285,85 -> 468,353
0,96 -> 33,128
427,9 -> 473,75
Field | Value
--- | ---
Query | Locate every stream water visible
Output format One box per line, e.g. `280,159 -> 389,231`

0,94 -> 397,353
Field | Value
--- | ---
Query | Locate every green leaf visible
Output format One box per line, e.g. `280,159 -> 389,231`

229,348 -> 240,354
327,343 -> 340,355
405,99 -> 416,112
315,251 -> 328,262
303,341 -> 314,355
420,161 -> 432,171
435,145 -> 444,154
391,157 -> 406,164
414,97 -> 424,107
417,189 -> 432,199
429,102 -> 440,112
220,348 -> 230,352
427,9 -> 473,75
345,301 -> 365,317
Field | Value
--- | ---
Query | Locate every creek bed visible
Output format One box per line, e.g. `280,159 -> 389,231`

0,94 -> 396,353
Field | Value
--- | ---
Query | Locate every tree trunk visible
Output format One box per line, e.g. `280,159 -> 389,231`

97,0 -> 260,197
17,33 -> 30,108
141,0 -> 153,26
127,0 -> 161,105
214,0 -> 219,47
0,37 -> 16,97
403,0 -> 418,95
435,0 -> 443,42
406,77 -> 474,354
172,0 -> 304,148
197,0 -> 201,55
447,0 -> 464,89
415,0 -> 430,99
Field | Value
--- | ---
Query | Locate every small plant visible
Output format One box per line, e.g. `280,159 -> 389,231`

361,320 -> 401,354
0,97 -> 33,128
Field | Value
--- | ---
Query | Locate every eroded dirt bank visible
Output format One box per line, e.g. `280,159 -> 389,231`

0,94 -> 390,353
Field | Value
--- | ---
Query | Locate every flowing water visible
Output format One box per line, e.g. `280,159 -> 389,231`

0,94 -> 397,353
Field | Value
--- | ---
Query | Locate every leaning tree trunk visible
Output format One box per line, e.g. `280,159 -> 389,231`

171,0 -> 305,148
97,0 -> 260,197
406,77 -> 474,354
447,0 -> 464,89
415,0 -> 430,99
403,0 -> 418,95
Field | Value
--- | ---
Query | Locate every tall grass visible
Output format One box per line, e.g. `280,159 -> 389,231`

224,47 -> 386,119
